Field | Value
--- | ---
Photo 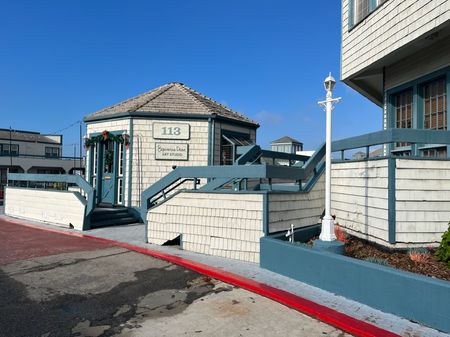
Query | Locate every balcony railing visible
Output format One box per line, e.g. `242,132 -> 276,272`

0,153 -> 83,161
332,128 -> 450,160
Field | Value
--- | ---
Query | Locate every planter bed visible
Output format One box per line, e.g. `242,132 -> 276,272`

304,233 -> 450,281
260,225 -> 450,333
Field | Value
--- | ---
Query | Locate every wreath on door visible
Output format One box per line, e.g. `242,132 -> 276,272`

84,131 -> 130,150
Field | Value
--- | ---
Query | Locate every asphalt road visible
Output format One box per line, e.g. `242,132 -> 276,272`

0,219 -> 351,337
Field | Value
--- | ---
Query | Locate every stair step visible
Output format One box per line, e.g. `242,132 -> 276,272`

90,210 -> 130,222
90,216 -> 139,228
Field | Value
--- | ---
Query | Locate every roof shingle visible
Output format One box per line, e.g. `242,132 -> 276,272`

84,82 -> 258,126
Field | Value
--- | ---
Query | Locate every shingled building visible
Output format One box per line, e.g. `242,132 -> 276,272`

83,82 -> 259,208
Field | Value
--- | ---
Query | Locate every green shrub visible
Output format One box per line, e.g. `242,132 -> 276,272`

435,222 -> 450,267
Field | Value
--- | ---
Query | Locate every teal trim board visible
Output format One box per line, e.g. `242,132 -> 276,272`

89,130 -> 124,205
447,69 -> 450,156
388,157 -> 396,244
207,118 -> 212,166
128,119 -> 134,208
84,111 -> 259,129
262,193 -> 269,235
121,140 -> 127,206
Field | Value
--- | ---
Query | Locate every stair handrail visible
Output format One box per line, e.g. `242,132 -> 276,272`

140,144 -> 328,223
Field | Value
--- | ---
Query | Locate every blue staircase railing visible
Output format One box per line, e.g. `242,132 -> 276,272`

140,143 -> 326,223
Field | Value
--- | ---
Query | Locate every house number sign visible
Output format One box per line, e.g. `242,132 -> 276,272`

153,123 -> 190,140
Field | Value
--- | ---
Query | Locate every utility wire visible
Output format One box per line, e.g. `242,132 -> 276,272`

51,120 -> 82,135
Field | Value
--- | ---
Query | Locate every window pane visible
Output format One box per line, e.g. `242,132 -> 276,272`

355,0 -> 370,23
11,145 -> 19,156
3,145 -> 10,155
423,78 -> 447,130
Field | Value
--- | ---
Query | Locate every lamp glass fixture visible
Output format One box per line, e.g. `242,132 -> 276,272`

324,73 -> 336,92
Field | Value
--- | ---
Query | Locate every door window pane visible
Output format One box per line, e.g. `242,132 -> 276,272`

104,140 -> 115,173
394,88 -> 413,149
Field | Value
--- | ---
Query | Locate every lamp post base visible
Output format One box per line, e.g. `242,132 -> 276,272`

312,239 -> 345,255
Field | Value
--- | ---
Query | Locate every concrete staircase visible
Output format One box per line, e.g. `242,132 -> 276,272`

89,206 -> 140,228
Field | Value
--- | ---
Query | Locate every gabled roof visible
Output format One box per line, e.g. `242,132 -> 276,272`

84,82 -> 258,126
271,136 -> 303,144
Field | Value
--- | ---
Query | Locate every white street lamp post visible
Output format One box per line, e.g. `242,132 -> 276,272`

318,73 -> 341,242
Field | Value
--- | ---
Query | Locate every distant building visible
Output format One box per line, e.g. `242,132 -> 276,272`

351,148 -> 383,160
270,136 -> 303,154
352,151 -> 366,160
0,128 -> 83,199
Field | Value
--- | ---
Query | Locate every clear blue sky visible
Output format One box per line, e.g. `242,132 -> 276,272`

0,0 -> 382,156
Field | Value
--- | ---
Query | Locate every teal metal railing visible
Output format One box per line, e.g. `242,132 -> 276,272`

7,173 -> 96,217
332,128 -> 450,160
140,144 -> 326,222
140,128 -> 450,223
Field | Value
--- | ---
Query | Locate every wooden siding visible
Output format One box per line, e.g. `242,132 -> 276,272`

396,159 -> 450,243
131,119 -> 209,207
331,159 -> 450,246
148,192 -> 264,263
87,118 -> 209,208
331,160 -> 389,243
385,35 -> 450,91
341,0 -> 450,81
268,174 -> 325,233
5,187 -> 86,230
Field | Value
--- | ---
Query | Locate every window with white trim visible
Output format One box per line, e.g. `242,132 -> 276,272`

45,147 -> 60,158
0,144 -> 19,156
117,142 -> 124,204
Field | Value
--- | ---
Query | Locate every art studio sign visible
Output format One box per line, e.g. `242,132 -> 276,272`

155,143 -> 189,160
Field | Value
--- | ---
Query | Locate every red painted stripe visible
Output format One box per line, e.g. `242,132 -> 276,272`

4,218 -> 400,337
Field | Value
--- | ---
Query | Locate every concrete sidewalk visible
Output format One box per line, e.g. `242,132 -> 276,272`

1,208 -> 448,337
